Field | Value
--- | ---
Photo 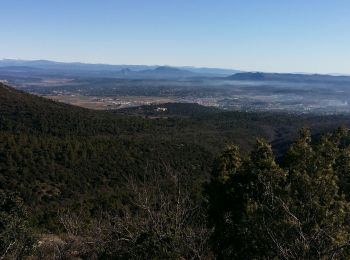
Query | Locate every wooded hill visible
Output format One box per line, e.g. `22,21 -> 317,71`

1,82 -> 350,258
1,82 -> 350,224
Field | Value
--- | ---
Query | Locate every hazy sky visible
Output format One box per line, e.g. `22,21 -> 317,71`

1,0 -> 350,73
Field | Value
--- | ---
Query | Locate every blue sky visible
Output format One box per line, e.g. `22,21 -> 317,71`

1,0 -> 349,73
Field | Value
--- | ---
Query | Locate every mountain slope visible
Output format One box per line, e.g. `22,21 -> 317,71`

227,72 -> 350,83
0,82 -> 150,136
1,82 -> 350,230
0,84 -> 212,229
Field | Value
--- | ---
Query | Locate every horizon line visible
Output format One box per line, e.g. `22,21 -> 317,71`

1,57 -> 349,76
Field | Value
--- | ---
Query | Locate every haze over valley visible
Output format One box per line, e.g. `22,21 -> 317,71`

2,59 -> 350,114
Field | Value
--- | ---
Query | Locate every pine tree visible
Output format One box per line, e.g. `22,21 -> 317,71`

206,130 -> 350,259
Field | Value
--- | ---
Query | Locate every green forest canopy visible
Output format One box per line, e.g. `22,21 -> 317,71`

1,83 -> 350,258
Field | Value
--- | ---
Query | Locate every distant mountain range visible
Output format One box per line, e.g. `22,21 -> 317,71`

227,72 -> 350,83
2,59 -> 349,82
0,59 -> 241,78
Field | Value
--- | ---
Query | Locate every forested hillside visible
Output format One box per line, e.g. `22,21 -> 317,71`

1,82 -> 350,258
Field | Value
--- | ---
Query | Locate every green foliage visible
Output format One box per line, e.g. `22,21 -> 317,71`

0,132 -> 211,230
206,129 -> 350,259
0,191 -> 34,259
